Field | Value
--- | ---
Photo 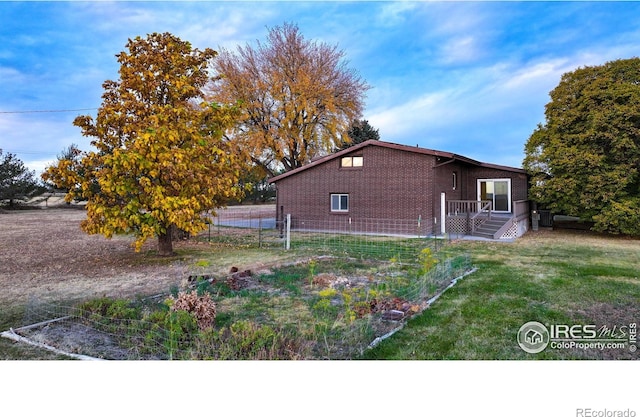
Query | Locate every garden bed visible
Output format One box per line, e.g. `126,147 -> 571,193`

7,255 -> 473,360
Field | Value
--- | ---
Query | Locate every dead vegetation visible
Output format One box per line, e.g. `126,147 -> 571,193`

1,207 -> 463,359
0,208 -> 189,306
0,206 -> 282,307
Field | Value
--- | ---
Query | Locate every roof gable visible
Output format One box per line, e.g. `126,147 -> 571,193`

268,140 -> 525,183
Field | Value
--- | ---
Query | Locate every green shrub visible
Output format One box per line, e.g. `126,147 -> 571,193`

193,320 -> 310,360
78,297 -> 140,320
106,300 -> 140,320
164,310 -> 198,359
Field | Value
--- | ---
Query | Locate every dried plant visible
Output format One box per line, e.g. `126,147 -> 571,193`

168,291 -> 217,330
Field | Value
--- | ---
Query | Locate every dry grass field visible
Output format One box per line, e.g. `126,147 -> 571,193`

0,205 -> 294,358
1,208 -> 191,306
0,205 -> 279,305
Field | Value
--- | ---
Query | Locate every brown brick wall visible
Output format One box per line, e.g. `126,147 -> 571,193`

466,167 -> 529,202
273,144 -> 529,236
274,146 -> 437,234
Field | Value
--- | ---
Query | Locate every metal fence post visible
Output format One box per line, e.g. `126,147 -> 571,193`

286,213 -> 291,250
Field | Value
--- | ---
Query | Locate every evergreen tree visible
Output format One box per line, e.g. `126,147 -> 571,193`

0,149 -> 47,208
335,119 -> 380,151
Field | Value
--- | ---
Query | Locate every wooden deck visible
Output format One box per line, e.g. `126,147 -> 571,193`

446,200 -> 530,239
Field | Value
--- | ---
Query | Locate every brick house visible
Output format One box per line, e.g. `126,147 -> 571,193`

268,140 -> 530,239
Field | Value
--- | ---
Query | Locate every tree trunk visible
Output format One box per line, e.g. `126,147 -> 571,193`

157,229 -> 174,256
170,224 -> 190,241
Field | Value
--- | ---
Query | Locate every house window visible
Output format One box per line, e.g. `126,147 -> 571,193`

331,194 -> 349,212
452,172 -> 457,190
340,156 -> 363,168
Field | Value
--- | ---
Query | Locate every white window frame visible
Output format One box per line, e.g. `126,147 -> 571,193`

331,194 -> 349,212
340,156 -> 363,168
477,178 -> 512,213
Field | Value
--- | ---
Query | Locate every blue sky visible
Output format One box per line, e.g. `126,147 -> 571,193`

2,1 -> 640,175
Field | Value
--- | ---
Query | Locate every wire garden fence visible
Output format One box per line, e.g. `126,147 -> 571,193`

201,208 -> 451,266
3,207 -> 475,360
5,252 -> 473,360
285,216 -> 447,265
6,299 -> 171,360
8,294 -> 313,360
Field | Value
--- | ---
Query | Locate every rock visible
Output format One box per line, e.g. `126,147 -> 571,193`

231,269 -> 252,279
382,310 -> 405,321
226,270 -> 253,290
188,274 -> 215,283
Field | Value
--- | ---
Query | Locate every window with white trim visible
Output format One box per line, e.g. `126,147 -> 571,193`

331,194 -> 349,212
477,178 -> 512,212
340,156 -> 363,168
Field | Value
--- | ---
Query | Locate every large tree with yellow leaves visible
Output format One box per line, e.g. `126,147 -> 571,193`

209,23 -> 370,177
43,33 -> 245,255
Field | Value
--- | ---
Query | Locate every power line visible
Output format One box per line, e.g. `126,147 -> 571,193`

0,150 -> 57,156
0,108 -> 98,114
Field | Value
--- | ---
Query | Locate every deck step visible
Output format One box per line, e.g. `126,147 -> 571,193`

472,217 -> 512,239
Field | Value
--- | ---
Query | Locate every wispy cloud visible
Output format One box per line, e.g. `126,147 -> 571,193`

3,1 -> 640,172
367,55 -> 577,165
0,66 -> 27,86
0,111 -> 87,175
376,2 -> 419,27
438,36 -> 484,65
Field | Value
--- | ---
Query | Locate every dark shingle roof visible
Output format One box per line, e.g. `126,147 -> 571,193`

269,140 -> 525,183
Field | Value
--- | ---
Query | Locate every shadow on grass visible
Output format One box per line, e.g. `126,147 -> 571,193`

363,233 -> 640,360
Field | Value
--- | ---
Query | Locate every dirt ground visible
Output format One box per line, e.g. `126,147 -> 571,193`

0,205 -> 276,308
0,206 -> 406,359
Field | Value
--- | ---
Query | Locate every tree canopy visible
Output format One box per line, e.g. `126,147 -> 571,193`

523,57 -> 640,235
209,22 -> 370,177
43,144 -> 87,200
43,32 -> 246,255
0,149 -> 47,208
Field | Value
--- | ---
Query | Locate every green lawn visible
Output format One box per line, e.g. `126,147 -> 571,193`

363,229 -> 640,360
2,228 -> 638,360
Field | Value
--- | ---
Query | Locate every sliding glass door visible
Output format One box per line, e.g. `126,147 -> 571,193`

477,179 -> 511,212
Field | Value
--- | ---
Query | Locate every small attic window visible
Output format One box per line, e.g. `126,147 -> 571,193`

341,156 -> 363,168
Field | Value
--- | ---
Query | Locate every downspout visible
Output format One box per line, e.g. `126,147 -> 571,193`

431,160 -> 436,236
